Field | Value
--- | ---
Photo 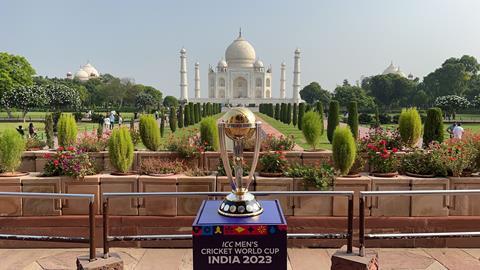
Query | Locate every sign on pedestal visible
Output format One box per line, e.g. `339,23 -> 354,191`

193,200 -> 287,270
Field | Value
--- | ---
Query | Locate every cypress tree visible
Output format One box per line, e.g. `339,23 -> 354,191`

347,101 -> 359,139
202,103 -> 206,117
169,106 -> 177,133
269,103 -> 274,117
327,100 -> 340,143
305,104 -> 311,112
316,102 -> 324,135
160,114 -> 165,138
374,107 -> 380,128
298,103 -> 305,130
287,103 -> 292,124
292,103 -> 298,127
188,102 -> 194,125
45,114 -> 54,149
274,104 -> 280,120
423,107 -> 445,146
184,104 -> 190,127
193,103 -> 199,123
178,105 -> 184,128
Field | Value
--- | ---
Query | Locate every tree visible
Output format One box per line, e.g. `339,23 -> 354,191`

434,95 -> 470,119
0,52 -> 36,117
169,106 -> 177,133
347,101 -> 359,139
178,105 -> 184,128
44,83 -> 81,112
327,100 -> 340,143
202,103 -> 207,117
163,96 -> 178,108
315,101 -> 324,135
297,103 -> 305,130
45,114 -> 54,149
188,102 -> 195,125
135,92 -> 155,113
423,107 -> 444,146
398,108 -> 422,148
2,84 -> 47,121
300,82 -> 331,105
363,74 -> 415,108
286,103 -> 292,125
280,103 -> 286,123
292,103 -> 298,126
274,104 -> 280,120
184,104 -> 190,127
334,84 -> 375,109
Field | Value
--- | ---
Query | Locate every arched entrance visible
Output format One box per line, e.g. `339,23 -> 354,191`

233,77 -> 248,98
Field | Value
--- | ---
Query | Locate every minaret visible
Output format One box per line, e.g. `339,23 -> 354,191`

194,62 -> 200,98
180,48 -> 188,102
280,62 -> 286,99
292,48 -> 301,103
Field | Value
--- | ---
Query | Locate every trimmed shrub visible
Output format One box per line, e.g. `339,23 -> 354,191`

315,102 -> 324,135
305,104 -> 311,112
202,103 -> 206,117
298,103 -> 305,130
287,103 -> 292,124
359,113 -> 372,124
292,103 -> 298,126
207,102 -> 212,116
57,113 -> 77,147
139,115 -> 161,151
0,129 -> 25,173
169,106 -> 177,133
374,107 -> 380,127
178,105 -> 184,128
423,107 -> 444,146
108,127 -> 134,173
332,126 -> 357,175
160,114 -> 165,138
347,101 -> 359,139
184,104 -> 190,127
398,107 -> 422,148
200,117 -> 219,151
274,104 -> 280,120
45,114 -> 54,149
327,100 -> 340,143
188,102 -> 195,125
302,111 -> 323,150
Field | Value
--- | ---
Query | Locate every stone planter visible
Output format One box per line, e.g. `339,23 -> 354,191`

136,151 -> 200,171
21,174 -> 61,216
19,151 -> 36,172
285,151 -> 302,166
87,152 -> 105,173
61,175 -> 100,215
34,150 -> 53,173
293,178 -> 333,216
301,150 -> 332,166
203,152 -> 220,171
370,175 -> 411,217
254,175 -> 294,216
101,174 -> 139,215
410,177 -> 449,216
449,176 -> 480,216
0,176 -> 22,216
177,174 -> 216,216
333,175 -> 371,217
138,175 -> 177,216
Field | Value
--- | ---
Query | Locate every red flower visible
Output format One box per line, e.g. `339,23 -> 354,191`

67,146 -> 75,151
392,148 -> 398,153
53,160 -> 59,166
380,140 -> 386,145
57,146 -> 64,151
43,153 -> 51,159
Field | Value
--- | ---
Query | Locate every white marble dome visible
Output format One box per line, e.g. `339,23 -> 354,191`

75,69 -> 89,81
254,59 -> 264,68
82,63 -> 99,77
225,34 -> 256,68
217,59 -> 227,68
383,62 -> 397,75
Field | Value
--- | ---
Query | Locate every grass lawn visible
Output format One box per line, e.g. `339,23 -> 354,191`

361,123 -> 480,140
255,113 -> 331,150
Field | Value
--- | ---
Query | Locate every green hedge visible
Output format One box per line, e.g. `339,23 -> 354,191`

139,115 -> 161,151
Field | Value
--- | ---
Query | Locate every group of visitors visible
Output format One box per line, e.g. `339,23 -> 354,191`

103,111 -> 123,130
16,123 -> 36,138
447,122 -> 465,139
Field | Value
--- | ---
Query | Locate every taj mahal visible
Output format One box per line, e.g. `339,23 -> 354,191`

180,30 -> 302,105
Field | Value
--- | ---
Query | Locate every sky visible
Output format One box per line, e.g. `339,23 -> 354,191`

1,0 -> 480,99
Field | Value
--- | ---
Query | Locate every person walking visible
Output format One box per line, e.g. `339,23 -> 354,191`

104,112 -> 110,130
453,123 -> 465,139
28,123 -> 37,138
446,122 -> 456,138
118,113 -> 123,126
109,112 -> 115,129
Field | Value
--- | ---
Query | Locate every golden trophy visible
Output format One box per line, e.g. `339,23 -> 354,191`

218,107 -> 263,217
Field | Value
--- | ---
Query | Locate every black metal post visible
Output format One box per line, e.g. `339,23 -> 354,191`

359,196 -> 365,256
103,198 -> 109,258
89,200 -> 96,261
347,195 -> 353,253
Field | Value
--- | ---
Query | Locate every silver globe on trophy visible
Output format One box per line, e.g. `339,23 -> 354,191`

217,107 -> 263,217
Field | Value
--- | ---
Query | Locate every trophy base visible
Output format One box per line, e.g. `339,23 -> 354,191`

218,192 -> 263,217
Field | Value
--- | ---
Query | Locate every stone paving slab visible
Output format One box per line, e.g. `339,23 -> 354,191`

1,248 -> 480,269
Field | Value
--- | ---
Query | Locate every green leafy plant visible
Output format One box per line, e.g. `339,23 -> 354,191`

160,114 -> 165,138
200,117 -> 219,151
285,163 -> 335,190
347,101 -> 359,139
431,137 -> 478,177
57,113 -> 77,147
139,114 -> 161,151
166,130 -> 201,158
286,103 -> 292,124
297,103 -> 305,130
332,127 -> 357,175
302,111 -> 323,150
401,149 -> 445,176
292,103 -> 298,126
398,107 -> 422,148
178,105 -> 184,128
108,127 -> 134,173
262,134 -> 295,151
423,107 -> 444,146
45,114 -> 54,149
365,139 -> 399,173
275,103 -> 280,120
184,104 -> 190,127
327,100 -> 339,143
169,106 -> 177,133
0,129 -> 26,174
25,137 -> 47,150
43,147 -> 96,178
259,151 -> 288,173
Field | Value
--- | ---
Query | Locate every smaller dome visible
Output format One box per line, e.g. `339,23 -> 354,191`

75,69 -> 89,81
82,63 -> 99,77
382,62 -> 397,75
195,62 -> 199,66
66,72 -> 72,76
180,48 -> 186,53
254,59 -> 264,68
395,67 -> 406,78
281,62 -> 286,67
217,59 -> 227,68
295,48 -> 301,54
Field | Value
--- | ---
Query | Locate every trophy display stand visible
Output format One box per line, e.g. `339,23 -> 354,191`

193,200 -> 287,270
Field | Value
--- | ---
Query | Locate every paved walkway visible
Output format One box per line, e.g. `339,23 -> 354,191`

3,248 -> 480,270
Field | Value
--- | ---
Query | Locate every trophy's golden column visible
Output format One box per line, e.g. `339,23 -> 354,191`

217,107 -> 263,217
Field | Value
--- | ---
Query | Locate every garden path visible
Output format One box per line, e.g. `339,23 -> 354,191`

255,115 -> 304,151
